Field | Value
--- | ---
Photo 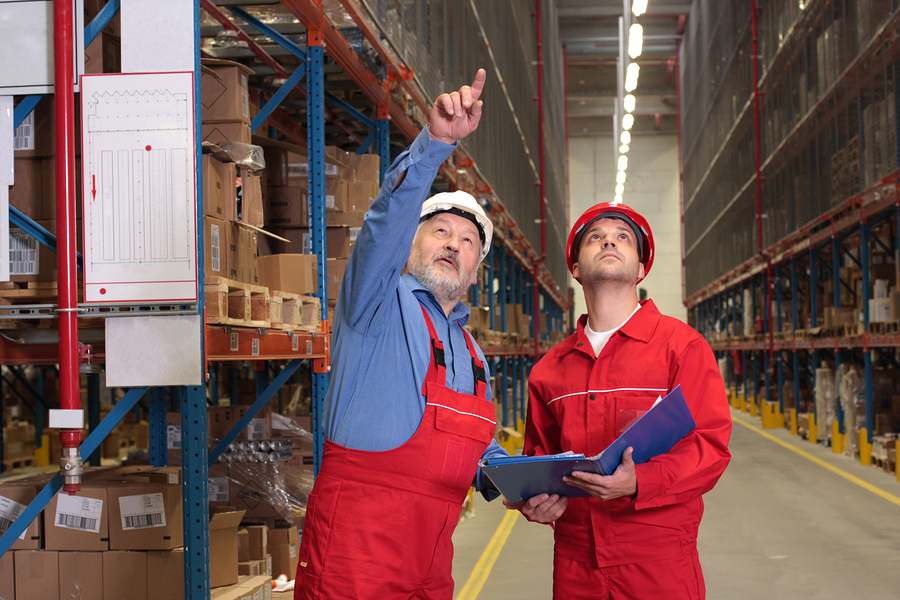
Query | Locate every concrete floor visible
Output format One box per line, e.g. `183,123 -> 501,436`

452,410 -> 900,599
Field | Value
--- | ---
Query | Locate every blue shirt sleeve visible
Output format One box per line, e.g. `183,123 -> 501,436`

475,439 -> 510,501
338,126 -> 456,333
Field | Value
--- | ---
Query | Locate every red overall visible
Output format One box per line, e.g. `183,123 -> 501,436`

294,306 -> 496,600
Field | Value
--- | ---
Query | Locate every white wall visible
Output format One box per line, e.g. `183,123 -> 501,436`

568,134 -> 687,322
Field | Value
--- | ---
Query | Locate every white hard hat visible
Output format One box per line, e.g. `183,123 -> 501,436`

419,190 -> 493,261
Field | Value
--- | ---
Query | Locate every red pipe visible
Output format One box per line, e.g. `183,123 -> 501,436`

54,0 -> 81,493
751,0 -> 771,359
535,0 -> 546,358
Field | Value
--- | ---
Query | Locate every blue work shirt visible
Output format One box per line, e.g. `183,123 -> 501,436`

322,126 -> 507,496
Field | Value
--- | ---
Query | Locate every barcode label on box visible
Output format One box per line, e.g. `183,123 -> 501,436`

10,229 -> 38,275
55,494 -> 103,533
325,194 -> 335,210
119,493 -> 166,530
208,477 -> 229,502
167,424 -> 181,449
290,542 -> 297,558
13,111 -> 35,151
0,495 -> 27,540
247,418 -> 266,440
210,223 -> 221,272
349,227 -> 361,243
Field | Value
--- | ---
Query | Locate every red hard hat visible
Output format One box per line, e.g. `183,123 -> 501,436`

566,202 -> 655,280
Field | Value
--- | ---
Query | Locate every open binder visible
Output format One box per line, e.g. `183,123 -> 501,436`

480,385 -> 696,502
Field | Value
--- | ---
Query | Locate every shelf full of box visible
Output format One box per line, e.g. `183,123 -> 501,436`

686,173 -> 900,475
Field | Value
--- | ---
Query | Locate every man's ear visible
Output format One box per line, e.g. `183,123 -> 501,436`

572,262 -> 580,280
637,262 -> 645,282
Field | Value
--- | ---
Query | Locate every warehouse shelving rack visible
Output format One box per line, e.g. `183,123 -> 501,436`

0,1 -> 570,598
680,0 -> 900,481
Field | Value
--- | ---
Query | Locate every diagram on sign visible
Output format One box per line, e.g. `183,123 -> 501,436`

81,72 -> 198,303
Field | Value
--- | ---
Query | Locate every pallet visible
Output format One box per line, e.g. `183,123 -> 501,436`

205,277 -> 270,328
266,291 -> 322,332
868,321 -> 900,335
2,456 -> 35,470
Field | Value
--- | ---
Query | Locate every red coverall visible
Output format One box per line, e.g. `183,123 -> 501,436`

524,300 -> 732,599
294,307 -> 496,600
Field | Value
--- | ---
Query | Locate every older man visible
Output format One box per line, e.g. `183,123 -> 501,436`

295,69 -> 508,600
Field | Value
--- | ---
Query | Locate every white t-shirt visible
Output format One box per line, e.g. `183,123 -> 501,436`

584,304 -> 642,358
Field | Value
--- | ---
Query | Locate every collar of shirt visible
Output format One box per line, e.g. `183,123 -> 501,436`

562,299 -> 662,358
401,273 -> 471,326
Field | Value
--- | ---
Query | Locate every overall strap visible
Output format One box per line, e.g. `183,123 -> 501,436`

459,323 -> 488,399
419,304 -> 446,391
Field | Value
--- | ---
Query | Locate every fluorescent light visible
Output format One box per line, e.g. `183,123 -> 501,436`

616,183 -> 625,195
619,144 -> 630,154
625,63 -> 640,92
614,194 -> 623,203
633,0 -> 648,16
624,94 -> 636,113
620,131 -> 631,145
616,170 -> 627,184
628,24 -> 643,58
622,113 -> 634,130
617,155 -> 628,171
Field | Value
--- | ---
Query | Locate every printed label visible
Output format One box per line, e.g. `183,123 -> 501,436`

167,424 -> 182,450
9,229 -> 38,275
13,111 -> 34,151
231,332 -> 240,351
0,495 -> 28,540
210,223 -> 220,272
290,542 -> 298,558
208,477 -> 229,502
349,227 -> 361,243
119,493 -> 167,530
291,335 -> 299,352
251,338 -> 260,356
246,418 -> 266,441
55,494 -> 103,533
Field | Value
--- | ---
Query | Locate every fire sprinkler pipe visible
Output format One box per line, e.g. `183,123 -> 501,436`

750,0 -> 772,360
54,0 -> 83,494
535,0 -> 546,358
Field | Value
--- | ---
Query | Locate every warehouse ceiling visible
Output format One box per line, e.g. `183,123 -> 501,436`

558,0 -> 689,138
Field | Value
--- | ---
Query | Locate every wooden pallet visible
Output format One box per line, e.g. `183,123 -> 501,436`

869,321 -> 900,335
205,277 -> 270,328
266,291 -> 322,332
2,456 -> 35,470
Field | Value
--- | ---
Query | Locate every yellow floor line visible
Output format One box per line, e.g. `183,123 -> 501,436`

455,510 -> 519,600
733,416 -> 900,508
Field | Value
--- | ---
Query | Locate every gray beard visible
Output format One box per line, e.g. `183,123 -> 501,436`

406,252 -> 472,306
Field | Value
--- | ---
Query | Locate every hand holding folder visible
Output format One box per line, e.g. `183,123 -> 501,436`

480,386 -> 696,502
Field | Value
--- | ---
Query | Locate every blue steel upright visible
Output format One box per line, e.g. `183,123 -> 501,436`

182,385 -> 210,599
307,36 -> 329,474
861,222 -> 873,444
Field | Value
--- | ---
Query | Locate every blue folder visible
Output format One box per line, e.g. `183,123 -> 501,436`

480,385 -> 696,502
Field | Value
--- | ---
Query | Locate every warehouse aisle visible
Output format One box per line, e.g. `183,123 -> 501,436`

452,410 -> 900,599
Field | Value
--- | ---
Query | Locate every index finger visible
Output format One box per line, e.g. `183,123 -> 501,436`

469,68 -> 487,102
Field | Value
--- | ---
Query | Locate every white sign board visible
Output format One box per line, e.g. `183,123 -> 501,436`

0,0 -> 85,95
80,72 -> 198,303
105,314 -> 203,386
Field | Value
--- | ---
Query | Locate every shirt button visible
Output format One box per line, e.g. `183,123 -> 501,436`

429,153 -> 435,158
418,148 -> 424,154
589,394 -> 596,400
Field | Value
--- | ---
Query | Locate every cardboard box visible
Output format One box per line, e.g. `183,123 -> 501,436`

209,462 -> 232,507
327,258 -> 349,300
14,96 -> 81,158
237,168 -> 264,227
351,153 -> 381,183
232,405 -> 271,441
15,550 -> 59,600
209,405 -> 236,441
59,551 -> 103,600
290,227 -> 357,259
204,216 -> 232,279
238,528 -> 251,562
44,485 -> 109,551
234,225 -> 259,285
0,483 -> 42,549
202,154 -> 229,219
237,576 -> 272,600
0,550 -> 14,600
210,510 -> 246,589
326,210 -> 366,228
84,30 -> 120,74
9,157 -> 50,218
347,180 -> 379,211
148,548 -> 185,598
264,185 -> 308,228
202,59 -> 254,124
106,482 -> 183,550
239,560 -> 260,576
267,526 -> 299,579
103,551 -> 147,600
203,121 -> 252,146
258,254 -> 318,295
244,525 -> 268,561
